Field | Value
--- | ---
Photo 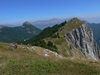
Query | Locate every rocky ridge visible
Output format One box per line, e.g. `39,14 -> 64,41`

65,23 -> 100,60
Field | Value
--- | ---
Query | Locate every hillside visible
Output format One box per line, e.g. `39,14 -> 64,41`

0,25 -> 6,28
21,18 -> 100,60
0,42 -> 100,75
88,23 -> 100,47
0,22 -> 41,43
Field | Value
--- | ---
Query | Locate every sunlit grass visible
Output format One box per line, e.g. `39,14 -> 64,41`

0,42 -> 100,75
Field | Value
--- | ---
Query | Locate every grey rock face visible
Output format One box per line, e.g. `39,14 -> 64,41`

65,24 -> 100,60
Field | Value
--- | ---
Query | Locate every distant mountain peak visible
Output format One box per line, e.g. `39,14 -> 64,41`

23,21 -> 32,26
0,21 -> 41,43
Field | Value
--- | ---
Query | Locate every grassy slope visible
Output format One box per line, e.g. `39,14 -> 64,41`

0,43 -> 100,75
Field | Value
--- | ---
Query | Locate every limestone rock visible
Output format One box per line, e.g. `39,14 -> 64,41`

65,23 -> 100,60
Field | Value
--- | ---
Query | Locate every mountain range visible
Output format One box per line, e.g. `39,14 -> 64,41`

20,18 -> 100,60
0,18 -> 65,29
1,18 -> 100,49
0,22 -> 41,43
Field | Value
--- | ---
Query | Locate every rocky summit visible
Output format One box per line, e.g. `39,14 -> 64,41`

65,23 -> 100,60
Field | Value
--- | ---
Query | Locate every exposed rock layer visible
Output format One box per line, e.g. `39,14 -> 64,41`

65,23 -> 100,60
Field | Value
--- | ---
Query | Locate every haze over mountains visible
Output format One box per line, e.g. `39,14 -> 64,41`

0,18 -> 65,29
32,18 -> 65,29
1,16 -> 100,29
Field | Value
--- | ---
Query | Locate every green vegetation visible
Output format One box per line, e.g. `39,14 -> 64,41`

1,58 -> 60,75
54,38 -> 65,45
0,22 -> 41,43
1,57 -> 100,75
25,21 -> 66,43
19,21 -> 67,52
0,43 -> 100,75
32,40 -> 58,52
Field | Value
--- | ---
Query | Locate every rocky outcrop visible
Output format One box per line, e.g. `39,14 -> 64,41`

64,23 -> 100,60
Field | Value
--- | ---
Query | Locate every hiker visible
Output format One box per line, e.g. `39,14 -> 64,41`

12,43 -> 15,51
15,43 -> 18,49
11,43 -> 18,51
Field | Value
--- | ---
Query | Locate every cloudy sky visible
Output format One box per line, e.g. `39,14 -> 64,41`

0,0 -> 100,25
